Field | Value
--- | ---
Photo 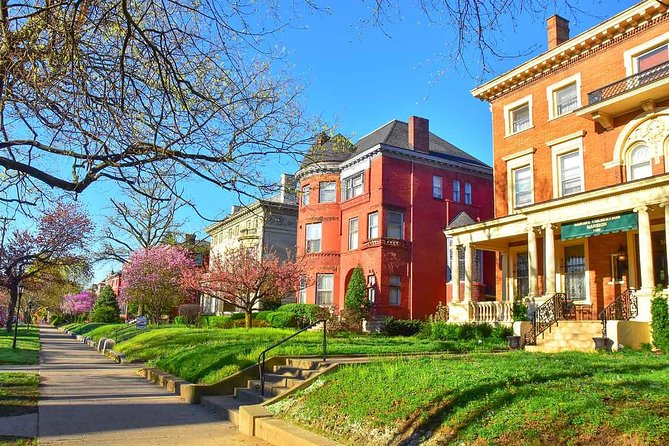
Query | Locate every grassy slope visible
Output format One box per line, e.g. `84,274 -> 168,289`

0,328 -> 39,365
0,372 -> 39,417
114,327 -> 506,384
272,351 -> 669,446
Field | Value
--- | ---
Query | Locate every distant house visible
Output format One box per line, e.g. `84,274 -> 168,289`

202,174 -> 298,314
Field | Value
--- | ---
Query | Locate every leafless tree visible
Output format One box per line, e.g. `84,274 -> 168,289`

0,1 -> 312,208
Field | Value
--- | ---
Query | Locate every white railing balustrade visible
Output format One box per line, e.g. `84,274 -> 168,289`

469,301 -> 514,323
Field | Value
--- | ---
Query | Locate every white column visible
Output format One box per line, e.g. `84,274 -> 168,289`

451,243 -> 460,303
501,252 -> 508,301
464,243 -> 473,302
527,227 -> 538,298
664,203 -> 669,288
543,224 -> 556,295
635,206 -> 654,292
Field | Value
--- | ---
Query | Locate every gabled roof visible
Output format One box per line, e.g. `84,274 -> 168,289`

449,211 -> 477,228
354,120 -> 489,168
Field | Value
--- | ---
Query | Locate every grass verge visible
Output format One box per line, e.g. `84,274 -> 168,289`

0,372 -> 39,418
270,351 -> 669,446
0,328 -> 39,365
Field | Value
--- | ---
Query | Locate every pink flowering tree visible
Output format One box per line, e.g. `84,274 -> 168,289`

185,248 -> 303,329
120,246 -> 196,322
61,291 -> 95,316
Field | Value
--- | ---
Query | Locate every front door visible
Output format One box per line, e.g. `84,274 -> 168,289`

516,252 -> 529,299
564,245 -> 586,301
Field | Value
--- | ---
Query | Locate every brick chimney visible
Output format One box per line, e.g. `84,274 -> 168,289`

547,15 -> 570,50
408,116 -> 429,153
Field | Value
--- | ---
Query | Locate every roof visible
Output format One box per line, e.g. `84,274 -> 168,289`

354,120 -> 489,168
300,133 -> 356,168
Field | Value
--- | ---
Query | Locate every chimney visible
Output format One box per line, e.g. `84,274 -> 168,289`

547,15 -> 570,50
231,205 -> 240,214
316,132 -> 329,146
408,116 -> 429,153
280,173 -> 297,204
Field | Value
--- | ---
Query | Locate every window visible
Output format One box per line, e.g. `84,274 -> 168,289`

368,212 -> 379,239
453,180 -> 460,202
301,186 -> 310,206
342,172 -> 364,200
348,217 -> 359,250
511,103 -> 530,133
305,222 -> 322,253
386,211 -> 403,239
629,144 -> 652,180
316,274 -> 334,305
389,276 -> 401,306
464,182 -> 472,204
559,151 -> 582,196
513,166 -> 533,207
636,44 -> 669,72
432,175 -> 443,199
298,275 -> 307,303
554,82 -> 578,117
319,182 -> 336,203
367,274 -> 376,303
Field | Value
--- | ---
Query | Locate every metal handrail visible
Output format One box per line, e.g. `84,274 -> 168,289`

524,293 -> 571,346
587,60 -> 669,105
599,289 -> 637,338
257,319 -> 327,397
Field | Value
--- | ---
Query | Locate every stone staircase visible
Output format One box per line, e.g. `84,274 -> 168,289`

525,320 -> 603,353
200,358 -> 331,425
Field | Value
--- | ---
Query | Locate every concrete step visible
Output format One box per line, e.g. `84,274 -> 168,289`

285,358 -> 322,369
526,344 -> 596,353
541,332 -> 603,341
248,373 -> 304,388
233,387 -> 267,405
272,365 -> 322,380
200,395 -> 241,426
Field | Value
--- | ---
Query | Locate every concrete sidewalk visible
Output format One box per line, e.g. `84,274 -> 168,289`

38,325 -> 267,445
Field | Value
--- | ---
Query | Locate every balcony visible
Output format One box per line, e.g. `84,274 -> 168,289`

576,61 -> 669,129
362,238 -> 412,250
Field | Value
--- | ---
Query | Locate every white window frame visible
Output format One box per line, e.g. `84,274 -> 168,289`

367,274 -> 376,303
298,275 -> 307,303
386,211 -> 403,240
368,212 -> 379,239
316,273 -> 334,306
305,222 -> 322,253
505,150 -> 534,213
301,185 -> 310,206
453,180 -> 460,202
389,275 -> 401,306
550,135 -> 584,198
432,175 -> 443,199
464,182 -> 472,204
627,143 -> 653,181
319,181 -> 336,203
348,217 -> 359,250
624,33 -> 669,75
503,94 -> 533,137
342,172 -> 364,201
546,73 -> 581,120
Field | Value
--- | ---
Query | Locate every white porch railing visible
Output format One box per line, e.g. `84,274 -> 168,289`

469,301 -> 514,323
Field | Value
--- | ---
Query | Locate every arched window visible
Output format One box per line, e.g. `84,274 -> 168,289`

628,144 -> 652,180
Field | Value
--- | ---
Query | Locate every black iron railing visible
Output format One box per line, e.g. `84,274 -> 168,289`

587,60 -> 669,105
524,293 -> 573,346
257,319 -> 327,397
599,289 -> 638,338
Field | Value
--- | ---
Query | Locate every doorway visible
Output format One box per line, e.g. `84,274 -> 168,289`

564,245 -> 586,301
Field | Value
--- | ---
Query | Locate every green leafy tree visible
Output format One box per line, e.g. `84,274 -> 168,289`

90,285 -> 121,323
344,267 -> 370,323
651,285 -> 669,352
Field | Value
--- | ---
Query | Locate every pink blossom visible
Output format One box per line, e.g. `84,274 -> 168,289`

61,291 -> 95,315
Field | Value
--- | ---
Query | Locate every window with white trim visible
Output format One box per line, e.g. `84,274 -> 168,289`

298,275 -> 307,303
301,186 -> 310,206
558,151 -> 582,196
504,95 -> 533,136
368,212 -> 379,239
348,217 -> 358,250
367,274 -> 376,303
628,144 -> 652,180
464,182 -> 472,204
389,275 -> 401,306
453,180 -> 460,202
432,175 -> 443,199
386,211 -> 403,239
316,274 -> 334,306
513,166 -> 533,208
305,222 -> 322,253
342,172 -> 364,200
554,82 -> 578,117
636,44 -> 669,72
319,182 -> 336,203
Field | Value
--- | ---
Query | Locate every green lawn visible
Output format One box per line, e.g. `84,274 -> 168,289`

0,372 -> 39,418
0,328 -> 40,365
270,351 -> 669,446
111,326 -> 506,384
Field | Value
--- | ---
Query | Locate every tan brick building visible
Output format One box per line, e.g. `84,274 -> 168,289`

445,0 -> 669,350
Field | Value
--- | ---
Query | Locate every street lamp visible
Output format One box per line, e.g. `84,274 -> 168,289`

12,282 -> 25,350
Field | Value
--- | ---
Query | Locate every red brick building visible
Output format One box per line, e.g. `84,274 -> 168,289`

296,117 -> 493,320
445,1 -> 669,349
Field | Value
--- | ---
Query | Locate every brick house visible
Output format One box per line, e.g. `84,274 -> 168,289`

296,117 -> 493,320
445,0 -> 669,350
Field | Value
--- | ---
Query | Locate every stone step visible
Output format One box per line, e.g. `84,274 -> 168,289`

540,332 -> 603,341
285,358 -> 322,369
233,387 -> 267,405
525,344 -> 596,353
249,373 -> 304,388
272,365 -> 322,380
200,395 -> 241,426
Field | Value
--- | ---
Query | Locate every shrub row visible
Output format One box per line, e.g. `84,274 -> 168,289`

381,317 -> 513,341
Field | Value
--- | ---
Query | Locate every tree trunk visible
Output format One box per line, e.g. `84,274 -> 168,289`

5,282 -> 17,332
245,310 -> 253,329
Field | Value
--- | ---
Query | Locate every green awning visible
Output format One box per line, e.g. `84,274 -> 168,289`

560,212 -> 638,241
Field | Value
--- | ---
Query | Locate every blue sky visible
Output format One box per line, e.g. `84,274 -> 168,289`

89,0 -> 637,282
